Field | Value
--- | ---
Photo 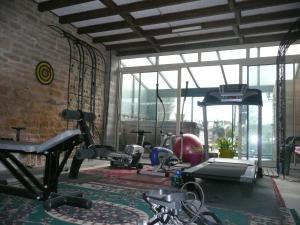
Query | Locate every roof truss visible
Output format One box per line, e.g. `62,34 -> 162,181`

36,0 -> 300,56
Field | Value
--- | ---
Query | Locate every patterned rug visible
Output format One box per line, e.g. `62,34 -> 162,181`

0,182 -> 151,225
0,165 -> 297,224
0,181 -> 291,225
78,165 -> 171,189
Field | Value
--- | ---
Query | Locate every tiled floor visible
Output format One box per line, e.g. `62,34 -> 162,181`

274,171 -> 300,217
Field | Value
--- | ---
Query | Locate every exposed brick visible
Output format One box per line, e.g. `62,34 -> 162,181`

0,0 -> 107,166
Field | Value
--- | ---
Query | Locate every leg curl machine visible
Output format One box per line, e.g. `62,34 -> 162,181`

0,129 -> 92,210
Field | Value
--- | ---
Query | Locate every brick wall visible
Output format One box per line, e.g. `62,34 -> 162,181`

0,1 -> 107,148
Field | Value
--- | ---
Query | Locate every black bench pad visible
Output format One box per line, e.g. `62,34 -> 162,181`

0,129 -> 81,154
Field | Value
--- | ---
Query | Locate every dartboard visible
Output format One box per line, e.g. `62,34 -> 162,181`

35,61 -> 54,85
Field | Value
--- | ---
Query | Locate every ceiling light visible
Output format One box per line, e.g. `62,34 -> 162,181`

172,25 -> 202,33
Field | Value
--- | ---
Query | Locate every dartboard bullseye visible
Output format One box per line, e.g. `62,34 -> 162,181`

35,61 -> 54,85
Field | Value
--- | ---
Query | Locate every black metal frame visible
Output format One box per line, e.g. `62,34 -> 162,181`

0,133 -> 92,210
48,25 -> 108,142
276,17 -> 300,176
183,86 -> 264,182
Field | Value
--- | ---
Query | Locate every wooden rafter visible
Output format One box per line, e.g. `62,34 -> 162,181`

36,0 -> 300,56
38,0 -> 93,12
78,0 -> 299,34
228,0 -> 243,44
117,33 -> 285,56
99,0 -> 160,52
59,0 -> 198,24
105,23 -> 293,50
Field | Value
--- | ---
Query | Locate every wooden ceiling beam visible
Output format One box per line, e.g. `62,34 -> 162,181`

101,29 -> 235,46
157,31 -> 236,45
107,22 -> 291,50
118,49 -> 156,56
93,8 -> 299,43
91,8 -> 299,37
228,0 -> 243,44
78,3 -> 232,34
241,8 -> 299,24
78,21 -> 128,34
38,0 -> 93,12
161,33 -> 284,54
80,1 -> 299,34
135,0 -> 297,27
161,33 -> 284,52
134,4 -> 230,26
117,33 -> 285,56
94,33 -> 137,43
107,41 -> 150,50
99,0 -> 160,52
78,4 -> 231,34
60,8 -> 114,24
235,0 -> 299,11
59,0 -> 197,24
143,20 -> 235,36
241,22 -> 294,36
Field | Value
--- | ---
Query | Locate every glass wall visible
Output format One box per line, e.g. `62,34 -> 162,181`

119,44 -> 300,161
241,63 -> 298,160
140,72 -> 157,121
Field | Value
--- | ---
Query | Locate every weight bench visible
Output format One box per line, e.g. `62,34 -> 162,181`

0,129 -> 92,210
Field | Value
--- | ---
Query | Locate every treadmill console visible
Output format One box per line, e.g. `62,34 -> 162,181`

219,84 -> 248,102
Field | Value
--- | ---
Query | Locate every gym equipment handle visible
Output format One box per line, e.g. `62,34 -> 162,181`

62,109 -> 95,122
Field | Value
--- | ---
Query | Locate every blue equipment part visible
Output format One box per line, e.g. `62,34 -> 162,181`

150,147 -> 174,166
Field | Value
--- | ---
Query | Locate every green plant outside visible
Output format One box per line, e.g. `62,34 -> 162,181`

215,137 -> 237,158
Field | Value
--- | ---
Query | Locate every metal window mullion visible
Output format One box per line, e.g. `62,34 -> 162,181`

155,72 -> 158,145
246,65 -> 250,159
131,74 -> 135,119
137,72 -> 141,139
176,69 -> 182,137
216,51 -> 228,85
146,57 -> 173,89
180,54 -> 200,88
120,55 -> 300,74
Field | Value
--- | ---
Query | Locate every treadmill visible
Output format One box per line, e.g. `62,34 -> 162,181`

182,84 -> 263,183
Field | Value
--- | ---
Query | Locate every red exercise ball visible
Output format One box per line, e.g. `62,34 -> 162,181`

174,133 -> 204,165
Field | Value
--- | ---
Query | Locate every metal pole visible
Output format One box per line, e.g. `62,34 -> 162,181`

176,69 -> 182,160
203,106 -> 209,160
137,73 -> 141,143
238,64 -> 243,159
257,105 -> 263,177
155,74 -> 158,145
115,65 -> 123,152
238,107 -> 243,159
176,69 -> 182,137
246,66 -> 250,160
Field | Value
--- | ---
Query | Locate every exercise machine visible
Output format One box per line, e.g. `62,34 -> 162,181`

109,144 -> 144,169
138,83 -> 180,177
61,109 -> 113,179
109,130 -> 150,169
182,84 -> 263,183
140,182 -> 222,225
0,129 -> 92,210
138,131 -> 179,177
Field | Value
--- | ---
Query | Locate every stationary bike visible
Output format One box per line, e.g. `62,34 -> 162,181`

138,131 -> 179,177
